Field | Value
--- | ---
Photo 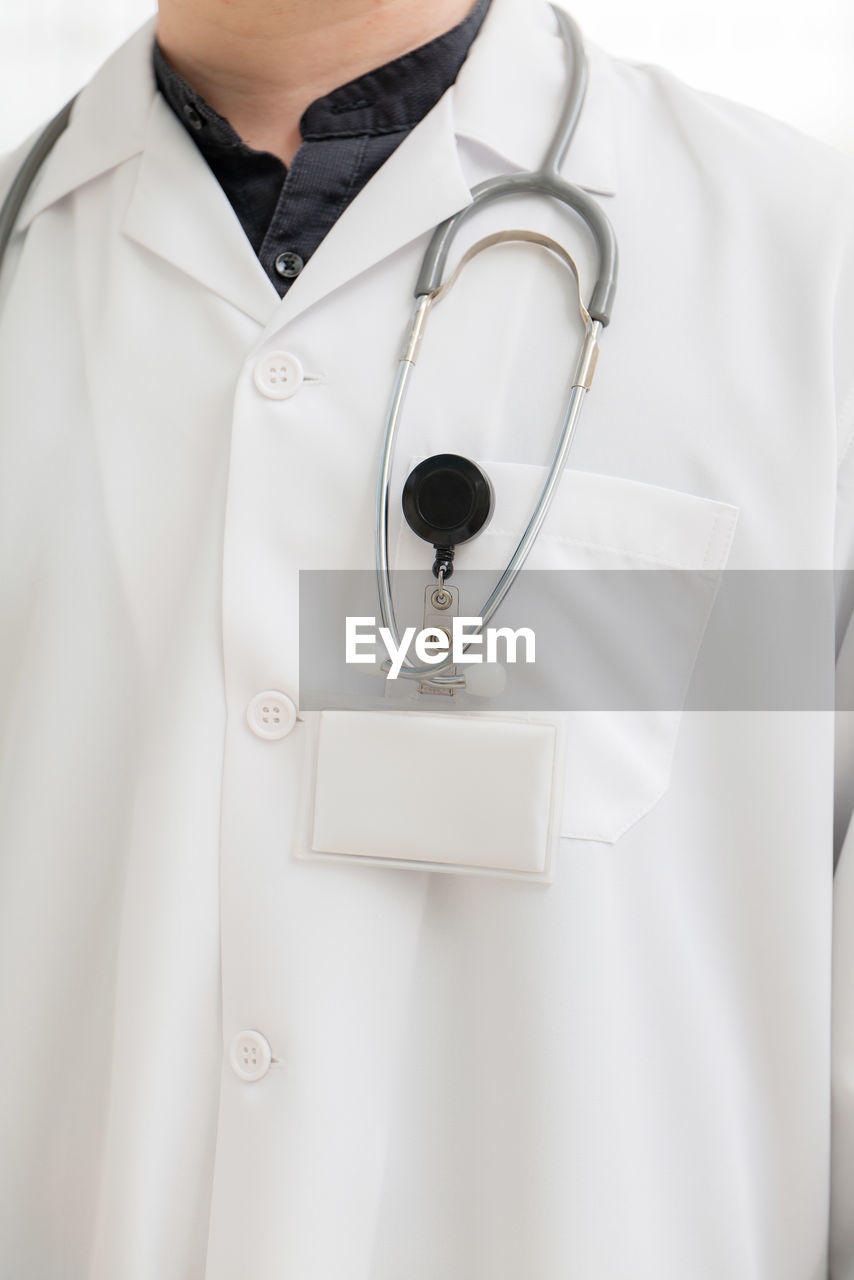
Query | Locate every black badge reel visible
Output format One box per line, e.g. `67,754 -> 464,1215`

402,454 -> 494,582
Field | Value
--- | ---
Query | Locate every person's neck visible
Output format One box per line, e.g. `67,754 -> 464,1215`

156,0 -> 479,166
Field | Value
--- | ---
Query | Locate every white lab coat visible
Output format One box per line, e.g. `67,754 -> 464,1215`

2,1 -> 854,1276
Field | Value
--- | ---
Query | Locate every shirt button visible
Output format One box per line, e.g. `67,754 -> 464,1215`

230,1030 -> 272,1082
253,351 -> 304,400
274,251 -> 305,279
182,102 -> 203,131
247,690 -> 298,740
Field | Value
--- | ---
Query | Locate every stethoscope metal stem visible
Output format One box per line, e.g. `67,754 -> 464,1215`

479,322 -> 600,630
376,315 -> 601,684
375,301 -> 429,647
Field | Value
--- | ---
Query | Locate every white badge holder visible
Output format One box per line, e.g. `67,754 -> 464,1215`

297,708 -> 564,882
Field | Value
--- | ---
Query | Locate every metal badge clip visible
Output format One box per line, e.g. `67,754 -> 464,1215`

419,582 -> 459,695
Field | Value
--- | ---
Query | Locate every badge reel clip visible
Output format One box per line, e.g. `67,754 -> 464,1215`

401,453 -> 493,695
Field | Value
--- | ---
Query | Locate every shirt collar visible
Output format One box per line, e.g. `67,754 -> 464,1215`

152,0 -> 491,157
15,0 -> 619,232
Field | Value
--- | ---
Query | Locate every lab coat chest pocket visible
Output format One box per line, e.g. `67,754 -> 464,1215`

395,462 -> 739,844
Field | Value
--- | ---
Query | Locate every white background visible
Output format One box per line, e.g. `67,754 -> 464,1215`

1,0 -> 852,156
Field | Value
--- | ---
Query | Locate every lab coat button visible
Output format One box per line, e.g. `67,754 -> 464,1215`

229,1031 -> 272,1082
253,351 -> 304,400
247,690 -> 298,740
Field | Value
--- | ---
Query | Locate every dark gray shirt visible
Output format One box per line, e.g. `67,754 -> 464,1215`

153,0 -> 490,296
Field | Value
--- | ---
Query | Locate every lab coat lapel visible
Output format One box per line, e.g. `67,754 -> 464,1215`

122,95 -> 280,327
265,89 -> 473,332
16,17 -> 280,328
123,36 -> 475,332
263,0 -> 617,333
16,22 -> 154,230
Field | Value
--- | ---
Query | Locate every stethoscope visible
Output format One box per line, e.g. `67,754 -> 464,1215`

378,6 -> 617,693
0,6 -> 618,698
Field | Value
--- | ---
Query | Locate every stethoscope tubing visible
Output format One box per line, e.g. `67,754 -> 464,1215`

417,7 -> 617,324
0,96 -> 77,270
375,8 -> 617,687
417,175 -> 616,326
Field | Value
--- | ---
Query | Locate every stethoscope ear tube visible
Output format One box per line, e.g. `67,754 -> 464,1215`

414,8 -> 618,325
415,177 -> 617,326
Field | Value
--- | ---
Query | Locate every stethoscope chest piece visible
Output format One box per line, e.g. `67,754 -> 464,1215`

402,453 -> 493,580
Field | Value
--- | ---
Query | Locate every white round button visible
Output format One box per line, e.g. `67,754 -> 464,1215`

230,1030 -> 272,1082
247,690 -> 298,740
253,351 -> 304,400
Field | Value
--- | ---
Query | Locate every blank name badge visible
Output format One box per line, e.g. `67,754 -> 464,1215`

300,709 -> 562,881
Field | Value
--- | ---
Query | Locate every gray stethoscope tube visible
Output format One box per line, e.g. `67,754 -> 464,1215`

375,6 -> 618,690
0,97 -> 76,266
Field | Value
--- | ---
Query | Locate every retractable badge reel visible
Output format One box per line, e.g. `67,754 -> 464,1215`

402,453 -> 493,691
